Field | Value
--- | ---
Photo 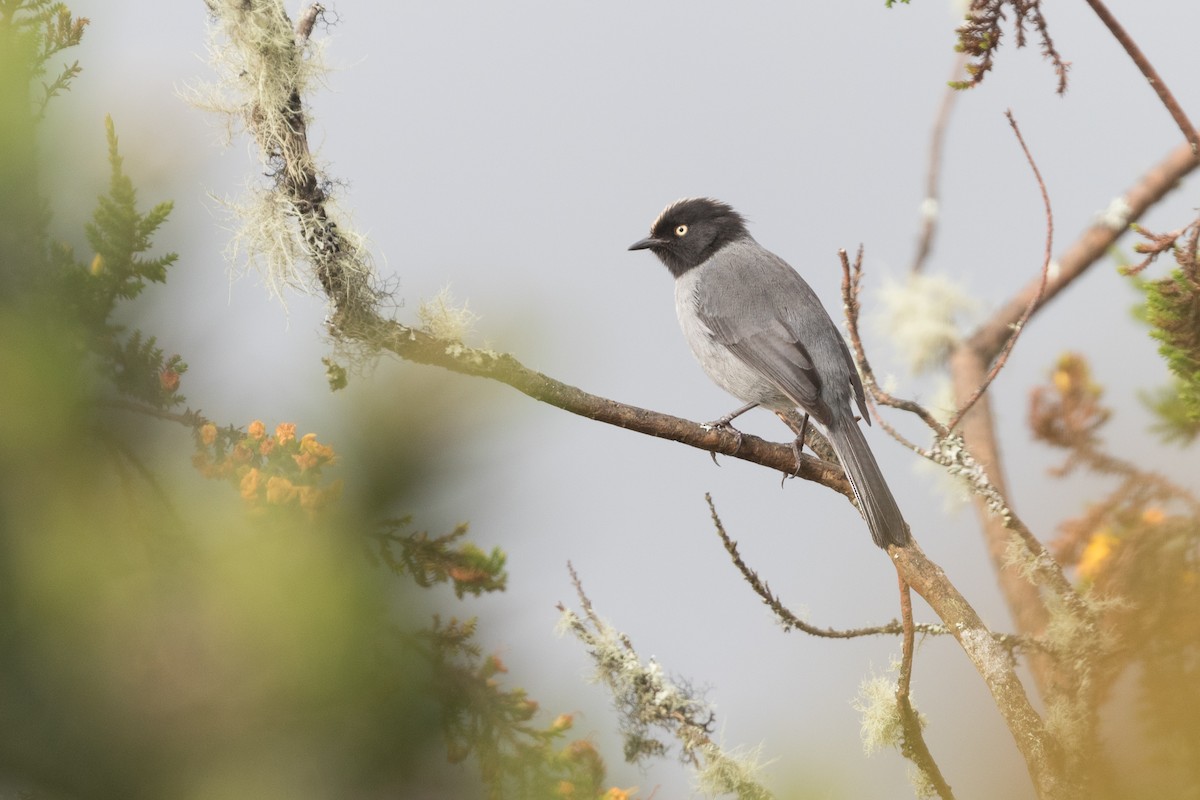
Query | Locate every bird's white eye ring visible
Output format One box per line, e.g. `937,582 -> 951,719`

675,224 -> 688,236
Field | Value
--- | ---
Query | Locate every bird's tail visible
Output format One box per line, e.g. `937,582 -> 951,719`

825,415 -> 910,548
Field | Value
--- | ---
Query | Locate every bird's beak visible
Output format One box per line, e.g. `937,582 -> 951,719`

628,236 -> 663,251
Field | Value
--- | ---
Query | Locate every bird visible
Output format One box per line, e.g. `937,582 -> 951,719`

628,197 -> 910,549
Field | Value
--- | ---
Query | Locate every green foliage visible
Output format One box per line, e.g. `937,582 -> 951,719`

950,0 -> 1068,94
422,616 -> 614,800
51,114 -> 186,410
372,516 -> 508,599
1131,223 -> 1200,443
0,7 -> 622,798
0,0 -> 88,117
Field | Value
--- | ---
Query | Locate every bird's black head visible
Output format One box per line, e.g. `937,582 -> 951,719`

628,197 -> 750,278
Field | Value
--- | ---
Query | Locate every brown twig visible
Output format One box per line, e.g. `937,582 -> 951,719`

890,540 -> 1070,799
910,53 -> 969,275
968,140 -> 1198,362
1082,0 -> 1200,156
839,248 -> 948,441
895,576 -> 955,800
948,110 -> 1052,432
703,493 -> 1016,645
294,3 -> 323,44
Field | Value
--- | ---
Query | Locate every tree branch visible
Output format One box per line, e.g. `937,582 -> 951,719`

895,576 -> 956,800
968,140 -> 1199,362
1082,0 -> 1200,155
909,54 -> 969,275
948,110 -> 1052,432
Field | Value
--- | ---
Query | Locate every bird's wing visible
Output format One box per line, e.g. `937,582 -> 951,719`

694,243 -> 827,416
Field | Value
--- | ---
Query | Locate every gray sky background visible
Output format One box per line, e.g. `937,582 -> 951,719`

49,1 -> 1200,797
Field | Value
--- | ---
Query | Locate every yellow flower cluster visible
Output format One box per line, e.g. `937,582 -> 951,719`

1076,530 -> 1118,581
193,419 -> 342,513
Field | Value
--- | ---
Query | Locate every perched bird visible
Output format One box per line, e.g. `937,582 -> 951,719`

629,197 -> 910,548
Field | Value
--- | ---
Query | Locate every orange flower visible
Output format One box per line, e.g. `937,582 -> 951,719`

247,419 -> 266,440
275,422 -> 296,444
1142,507 -> 1165,525
293,450 -> 320,472
240,468 -> 262,501
449,565 -> 490,584
299,432 -> 335,461
266,476 -> 296,505
601,789 -> 635,800
159,369 -> 180,393
259,437 -> 276,457
231,442 -> 253,464
199,423 -> 217,446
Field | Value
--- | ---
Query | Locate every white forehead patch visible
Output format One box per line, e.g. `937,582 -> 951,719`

651,197 -> 700,232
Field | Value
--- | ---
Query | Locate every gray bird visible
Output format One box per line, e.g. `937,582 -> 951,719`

629,197 -> 910,549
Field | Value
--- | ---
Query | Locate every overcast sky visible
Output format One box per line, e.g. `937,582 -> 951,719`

52,1 -> 1200,797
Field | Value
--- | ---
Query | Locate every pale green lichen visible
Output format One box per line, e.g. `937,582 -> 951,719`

420,287 -> 480,342
876,272 -> 980,373
853,674 -> 904,755
190,1 -> 379,317
928,432 -> 1014,524
557,603 -> 776,799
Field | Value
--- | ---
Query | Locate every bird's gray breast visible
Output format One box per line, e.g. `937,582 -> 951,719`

674,258 -> 793,409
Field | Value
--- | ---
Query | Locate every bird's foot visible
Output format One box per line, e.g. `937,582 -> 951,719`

779,429 -> 808,488
701,418 -> 745,466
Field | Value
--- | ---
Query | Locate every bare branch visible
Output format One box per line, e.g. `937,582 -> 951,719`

969,140 -> 1198,362
948,110 -> 1052,431
294,3 -> 322,45
1082,0 -> 1200,155
839,248 -> 948,441
910,54 -> 969,275
705,493 -> 979,642
895,577 -> 956,800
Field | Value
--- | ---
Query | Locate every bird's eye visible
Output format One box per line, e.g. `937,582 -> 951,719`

675,224 -> 688,237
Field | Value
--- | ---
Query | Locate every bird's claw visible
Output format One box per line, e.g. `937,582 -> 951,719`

702,419 -> 744,466
779,433 -> 807,488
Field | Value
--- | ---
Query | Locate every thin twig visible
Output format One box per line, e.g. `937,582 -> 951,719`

948,111 -> 1052,432
704,494 -> 1026,651
910,53 -> 969,274
839,248 -> 949,441
969,141 -> 1197,362
1082,0 -> 1200,156
895,576 -> 956,800
295,3 -> 323,44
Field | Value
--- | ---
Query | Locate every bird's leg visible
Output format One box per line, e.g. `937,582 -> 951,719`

703,401 -> 758,431
780,413 -> 810,488
793,413 -> 810,459
702,401 -> 758,465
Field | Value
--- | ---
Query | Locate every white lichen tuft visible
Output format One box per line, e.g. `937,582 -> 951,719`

1097,196 -> 1133,231
186,2 -> 380,317
189,0 -> 329,161
875,272 -> 980,373
695,741 -> 775,800
419,287 -> 480,342
558,602 -> 777,799
852,674 -> 904,755
928,432 -> 1014,524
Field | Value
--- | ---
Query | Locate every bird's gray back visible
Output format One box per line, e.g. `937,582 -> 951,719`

687,238 -> 865,424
